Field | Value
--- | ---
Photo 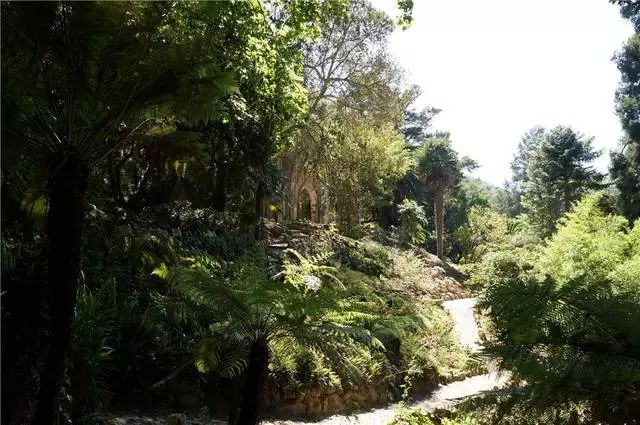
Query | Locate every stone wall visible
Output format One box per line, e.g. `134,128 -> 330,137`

264,380 -> 398,417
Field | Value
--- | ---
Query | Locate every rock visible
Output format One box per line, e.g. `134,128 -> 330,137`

326,394 -> 345,412
429,266 -> 447,281
365,385 -> 378,404
165,413 -> 187,425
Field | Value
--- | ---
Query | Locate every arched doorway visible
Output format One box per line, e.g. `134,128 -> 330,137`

298,189 -> 312,220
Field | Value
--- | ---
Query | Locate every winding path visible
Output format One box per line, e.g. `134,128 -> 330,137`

264,298 -> 508,425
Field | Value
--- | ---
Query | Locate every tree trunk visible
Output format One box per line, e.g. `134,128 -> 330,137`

212,163 -> 228,212
254,180 -> 265,240
33,152 -> 89,425
435,190 -> 444,260
236,341 -> 269,425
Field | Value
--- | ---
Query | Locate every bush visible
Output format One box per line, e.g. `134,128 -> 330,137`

398,198 -> 428,245
475,197 -> 640,423
389,407 -> 478,425
64,282 -> 117,423
338,239 -> 393,277
389,406 -> 434,425
538,192 -> 631,285
464,247 -> 536,289
455,206 -> 509,263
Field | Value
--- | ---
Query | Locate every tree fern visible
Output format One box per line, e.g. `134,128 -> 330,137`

476,273 -> 640,423
153,246 -> 386,423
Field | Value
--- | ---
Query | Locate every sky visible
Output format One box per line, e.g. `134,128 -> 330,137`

371,0 -> 634,186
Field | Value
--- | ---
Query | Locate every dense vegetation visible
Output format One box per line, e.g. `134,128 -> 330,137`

1,1 -> 638,425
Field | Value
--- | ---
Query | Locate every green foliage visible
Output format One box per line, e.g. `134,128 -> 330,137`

611,26 -> 640,221
417,138 -> 477,259
164,247 -> 385,381
479,273 -> 640,423
418,139 -> 469,195
519,126 -> 602,236
455,206 -> 509,263
274,248 -> 343,290
398,198 -> 428,245
464,247 -> 537,289
65,282 -> 117,423
389,406 -> 435,425
389,407 -> 478,425
488,181 -> 523,218
338,239 -> 394,277
322,114 -> 412,227
475,195 -> 640,424
538,192 -> 631,285
0,1 -> 464,423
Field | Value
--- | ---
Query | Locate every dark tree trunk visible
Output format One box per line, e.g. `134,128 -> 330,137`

212,163 -> 228,212
254,181 -> 265,240
435,190 -> 444,260
236,341 -> 269,425
33,152 -> 89,425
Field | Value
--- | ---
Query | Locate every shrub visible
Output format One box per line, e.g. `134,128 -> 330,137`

464,247 -> 536,289
389,406 -> 434,425
64,282 -> 117,423
398,198 -> 429,245
455,206 -> 509,263
538,192 -> 630,285
479,273 -> 640,423
338,239 -> 393,277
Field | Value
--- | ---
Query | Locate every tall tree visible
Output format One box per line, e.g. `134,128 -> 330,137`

1,0 -> 341,421
520,126 -> 602,236
401,105 -> 443,149
1,3 -> 243,422
418,138 -> 474,260
611,0 -> 640,221
511,126 -> 546,192
284,0 -> 415,226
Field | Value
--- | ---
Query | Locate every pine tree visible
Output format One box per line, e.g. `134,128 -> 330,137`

611,0 -> 640,221
520,126 -> 602,236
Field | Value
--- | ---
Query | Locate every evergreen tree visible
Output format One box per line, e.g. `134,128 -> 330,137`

611,0 -> 640,221
520,126 -> 602,236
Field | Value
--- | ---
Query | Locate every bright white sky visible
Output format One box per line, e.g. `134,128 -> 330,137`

371,0 -> 634,186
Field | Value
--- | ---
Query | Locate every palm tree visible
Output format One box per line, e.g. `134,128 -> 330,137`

160,248 -> 383,425
1,3 -> 236,422
418,139 -> 468,260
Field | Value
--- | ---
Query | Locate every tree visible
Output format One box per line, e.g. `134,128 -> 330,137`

397,198 -> 428,245
511,126 -> 546,192
283,0 -> 415,227
0,1 -> 343,422
161,249 -> 382,425
1,3 -> 248,422
417,139 -> 475,260
611,1 -> 640,221
520,126 -> 602,236
489,181 -> 523,218
538,192 -> 631,286
438,177 -> 491,262
477,195 -> 640,424
321,108 -> 411,228
456,205 -> 509,263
